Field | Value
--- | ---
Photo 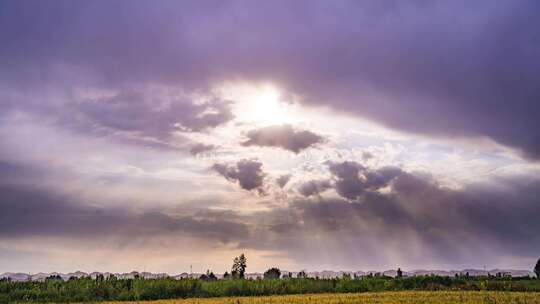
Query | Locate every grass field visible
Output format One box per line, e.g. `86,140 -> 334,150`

106,291 -> 540,304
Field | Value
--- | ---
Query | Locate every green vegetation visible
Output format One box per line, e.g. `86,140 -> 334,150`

1,255 -> 538,302
1,276 -> 540,303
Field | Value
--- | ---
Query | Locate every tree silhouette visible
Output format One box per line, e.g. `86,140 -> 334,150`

264,267 -> 281,279
397,268 -> 403,278
297,270 -> 307,279
46,275 -> 62,281
535,258 -> 540,279
232,253 -> 247,279
200,270 -> 217,281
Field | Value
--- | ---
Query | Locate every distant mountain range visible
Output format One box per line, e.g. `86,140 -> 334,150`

1,269 -> 535,282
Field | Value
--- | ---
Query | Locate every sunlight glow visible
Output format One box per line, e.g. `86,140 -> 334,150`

223,83 -> 301,126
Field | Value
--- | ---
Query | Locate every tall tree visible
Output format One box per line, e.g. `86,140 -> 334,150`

232,253 -> 247,279
535,258 -> 540,279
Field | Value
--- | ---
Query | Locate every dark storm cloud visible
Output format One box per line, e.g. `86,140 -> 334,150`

0,183 -> 249,243
2,1 -> 538,158
327,161 -> 402,200
297,179 -> 332,197
241,125 -> 324,153
212,159 -> 266,194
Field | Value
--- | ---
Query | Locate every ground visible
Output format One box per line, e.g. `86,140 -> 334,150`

105,291 -> 540,304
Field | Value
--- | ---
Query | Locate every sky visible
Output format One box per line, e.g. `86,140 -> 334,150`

0,0 -> 539,274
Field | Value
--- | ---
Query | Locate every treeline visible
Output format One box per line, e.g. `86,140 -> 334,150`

1,275 -> 540,303
1,256 -> 538,303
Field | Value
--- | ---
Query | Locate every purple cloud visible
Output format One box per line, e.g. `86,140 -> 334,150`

328,161 -> 402,200
276,174 -> 292,188
71,90 -> 233,138
0,183 -> 248,244
242,125 -> 324,153
240,172 -> 540,269
190,143 -> 218,156
1,0 -> 540,272
1,160 -> 539,269
212,159 -> 267,194
2,1 -> 539,158
297,179 -> 332,197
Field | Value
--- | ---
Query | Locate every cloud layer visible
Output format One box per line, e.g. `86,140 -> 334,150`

0,184 -> 248,244
1,1 -> 539,158
0,0 -> 539,272
242,172 -> 540,269
0,159 -> 539,270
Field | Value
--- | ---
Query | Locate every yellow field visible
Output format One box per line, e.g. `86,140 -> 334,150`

106,291 -> 540,304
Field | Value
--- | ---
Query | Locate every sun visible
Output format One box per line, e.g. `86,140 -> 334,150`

223,83 -> 299,126
251,88 -> 289,125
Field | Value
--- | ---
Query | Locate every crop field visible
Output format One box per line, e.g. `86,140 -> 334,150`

106,291 -> 540,304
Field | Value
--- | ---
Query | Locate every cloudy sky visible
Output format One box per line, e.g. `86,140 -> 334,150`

1,0 -> 539,274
